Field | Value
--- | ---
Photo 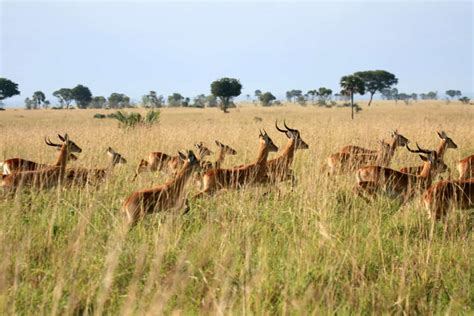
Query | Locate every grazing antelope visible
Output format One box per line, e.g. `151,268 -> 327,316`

1,134 -> 82,192
134,142 -> 212,178
266,120 -> 308,184
355,144 -> 448,202
122,150 -> 201,225
400,131 -> 457,174
457,154 -> 474,179
327,130 -> 409,175
193,130 -> 278,198
65,147 -> 127,185
1,139 -> 79,175
423,178 -> 474,219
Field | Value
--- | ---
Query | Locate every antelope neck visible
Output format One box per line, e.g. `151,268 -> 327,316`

255,141 -> 271,164
436,139 -> 448,158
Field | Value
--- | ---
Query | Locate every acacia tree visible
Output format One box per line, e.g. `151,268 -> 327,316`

354,70 -> 398,106
71,84 -> 92,108
210,78 -> 242,113
446,90 -> 462,100
0,78 -> 20,105
53,88 -> 74,109
315,87 -> 333,106
258,92 -> 276,106
340,75 -> 365,120
32,91 -> 46,109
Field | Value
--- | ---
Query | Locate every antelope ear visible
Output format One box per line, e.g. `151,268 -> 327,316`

215,140 -> 223,147
58,134 -> 65,142
178,151 -> 187,161
437,131 -> 443,139
419,155 -> 428,162
195,143 -> 202,149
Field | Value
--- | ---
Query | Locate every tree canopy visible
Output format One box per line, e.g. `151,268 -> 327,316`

354,70 -> 398,106
258,92 -> 276,106
210,78 -> 242,113
0,78 -> 20,101
340,75 -> 365,119
71,84 -> 92,109
53,88 -> 74,109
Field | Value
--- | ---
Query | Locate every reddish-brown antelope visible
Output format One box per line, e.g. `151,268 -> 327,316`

122,150 -> 201,225
355,144 -> 447,202
199,141 -> 237,171
65,147 -> 127,185
1,134 -> 82,192
457,154 -> 474,179
1,138 -> 79,175
193,130 -> 278,198
422,178 -> 474,219
327,130 -> 409,175
266,120 -> 308,184
134,142 -> 212,178
400,131 -> 457,174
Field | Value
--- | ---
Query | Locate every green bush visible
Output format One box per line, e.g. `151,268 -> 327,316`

109,109 -> 160,128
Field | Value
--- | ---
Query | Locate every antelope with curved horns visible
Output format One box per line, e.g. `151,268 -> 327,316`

422,178 -> 474,219
123,150 -> 201,225
1,134 -> 82,192
193,129 -> 278,199
134,142 -> 212,179
65,147 -> 127,186
457,154 -> 474,179
265,120 -> 308,184
400,131 -> 457,174
355,143 -> 448,202
327,130 -> 409,175
339,129 -> 404,155
1,137 -> 79,175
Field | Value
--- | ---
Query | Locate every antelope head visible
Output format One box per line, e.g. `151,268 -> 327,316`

278,120 -> 309,149
391,130 -> 410,147
45,133 -> 82,153
194,142 -> 213,159
178,150 -> 201,172
437,131 -> 458,149
107,147 -> 127,165
406,143 -> 448,174
259,129 -> 279,152
215,140 -> 237,155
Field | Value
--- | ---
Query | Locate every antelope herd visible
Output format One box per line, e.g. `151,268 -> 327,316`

1,123 -> 474,225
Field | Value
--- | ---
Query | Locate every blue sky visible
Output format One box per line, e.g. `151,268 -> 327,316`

1,1 -> 473,106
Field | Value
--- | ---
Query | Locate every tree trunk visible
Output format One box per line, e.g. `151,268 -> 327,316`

351,93 -> 354,120
368,92 -> 374,106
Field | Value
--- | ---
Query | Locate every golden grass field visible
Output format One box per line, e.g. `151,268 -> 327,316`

0,101 -> 473,314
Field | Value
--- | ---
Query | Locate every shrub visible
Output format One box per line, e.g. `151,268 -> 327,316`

93,113 -> 106,119
109,109 -> 160,128
459,96 -> 470,104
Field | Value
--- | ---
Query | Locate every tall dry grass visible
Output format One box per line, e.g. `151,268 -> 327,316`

0,101 -> 473,314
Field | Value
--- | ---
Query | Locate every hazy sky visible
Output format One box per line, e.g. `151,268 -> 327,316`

1,1 -> 473,106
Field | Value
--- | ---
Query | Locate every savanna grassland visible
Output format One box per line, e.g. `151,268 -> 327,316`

0,101 -> 473,315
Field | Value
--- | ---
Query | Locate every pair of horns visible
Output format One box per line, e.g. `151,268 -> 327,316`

406,143 -> 434,156
275,120 -> 297,133
44,133 -> 68,147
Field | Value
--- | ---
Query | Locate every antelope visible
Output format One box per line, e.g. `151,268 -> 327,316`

65,147 -> 127,185
327,130 -> 409,175
355,144 -> 448,202
1,134 -> 82,192
266,120 -> 308,184
400,131 -> 457,174
199,141 -> 237,171
422,178 -> 474,219
134,142 -> 212,179
193,130 -> 278,198
122,150 -> 201,225
457,154 -> 474,179
1,142 -> 79,175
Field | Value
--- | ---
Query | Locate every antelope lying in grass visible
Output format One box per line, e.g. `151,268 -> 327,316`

1,138 -> 79,175
134,142 -> 212,179
400,131 -> 457,174
1,134 -> 82,192
327,130 -> 409,175
457,154 -> 474,179
65,147 -> 127,185
193,130 -> 278,199
266,120 -> 308,184
355,144 -> 447,202
123,150 -> 201,225
423,178 -> 474,219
